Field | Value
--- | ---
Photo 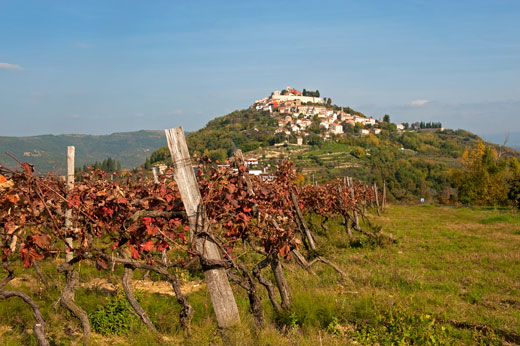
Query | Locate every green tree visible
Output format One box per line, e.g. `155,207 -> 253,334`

144,157 -> 151,170
452,140 -> 509,205
383,114 -> 390,123
308,135 -> 323,148
351,146 -> 366,159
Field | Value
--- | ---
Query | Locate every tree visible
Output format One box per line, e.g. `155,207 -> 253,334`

327,98 -> 332,105
315,90 -> 320,97
351,147 -> 366,159
383,114 -> 390,123
308,135 -> 323,148
452,140 -> 509,205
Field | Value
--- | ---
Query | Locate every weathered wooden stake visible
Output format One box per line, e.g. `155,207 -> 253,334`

290,189 -> 316,251
152,166 -> 159,184
382,181 -> 387,209
339,182 -> 353,237
374,183 -> 381,216
165,127 -> 240,328
65,146 -> 74,263
348,177 -> 360,229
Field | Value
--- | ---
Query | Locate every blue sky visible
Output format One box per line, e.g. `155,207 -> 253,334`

1,0 -> 519,140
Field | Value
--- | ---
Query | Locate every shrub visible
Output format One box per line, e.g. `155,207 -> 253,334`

352,308 -> 449,345
351,147 -> 366,159
89,289 -> 140,335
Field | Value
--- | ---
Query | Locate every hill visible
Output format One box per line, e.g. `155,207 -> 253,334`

0,130 -> 166,174
148,106 -> 520,203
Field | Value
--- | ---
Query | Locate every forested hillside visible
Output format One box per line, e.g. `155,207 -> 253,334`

148,109 -> 520,204
146,109 -> 278,165
0,130 -> 166,174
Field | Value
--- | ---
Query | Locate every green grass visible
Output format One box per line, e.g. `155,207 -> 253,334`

1,205 -> 519,345
479,214 -> 520,224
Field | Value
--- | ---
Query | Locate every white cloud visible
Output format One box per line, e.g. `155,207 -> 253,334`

167,109 -> 184,115
0,62 -> 23,71
410,99 -> 429,106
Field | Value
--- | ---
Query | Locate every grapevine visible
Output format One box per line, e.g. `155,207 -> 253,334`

0,153 -> 385,344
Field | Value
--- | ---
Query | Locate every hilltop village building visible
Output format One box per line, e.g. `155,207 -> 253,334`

253,86 -> 381,139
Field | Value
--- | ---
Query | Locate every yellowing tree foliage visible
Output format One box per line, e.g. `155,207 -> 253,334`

452,140 -> 514,205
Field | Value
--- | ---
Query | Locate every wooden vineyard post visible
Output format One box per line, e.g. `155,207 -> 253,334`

151,166 -> 159,184
65,146 -> 74,263
382,181 -> 387,210
290,189 -> 316,251
165,127 -> 240,328
348,177 -> 360,230
340,179 -> 353,237
373,182 -> 381,216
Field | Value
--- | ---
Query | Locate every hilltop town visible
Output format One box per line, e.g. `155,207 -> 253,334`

252,86 -> 382,140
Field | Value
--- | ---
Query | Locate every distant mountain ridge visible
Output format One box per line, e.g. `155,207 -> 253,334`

0,130 -> 166,174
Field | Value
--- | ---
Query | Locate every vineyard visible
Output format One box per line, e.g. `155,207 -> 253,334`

0,128 -> 389,345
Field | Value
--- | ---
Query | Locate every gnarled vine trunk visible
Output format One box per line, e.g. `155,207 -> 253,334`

122,265 -> 157,331
1,265 -> 50,346
270,254 -> 291,310
0,289 -> 50,346
58,263 -> 91,339
253,257 -> 282,314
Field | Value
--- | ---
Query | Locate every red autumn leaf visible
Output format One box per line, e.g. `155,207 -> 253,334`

20,246 -> 44,268
21,162 -> 33,175
146,225 -> 158,235
279,245 -> 290,257
96,259 -> 108,271
5,221 -> 17,235
6,193 -> 20,203
129,245 -> 139,259
170,218 -> 182,227
103,207 -> 114,217
141,240 -> 154,252
33,234 -> 50,248
143,217 -> 152,226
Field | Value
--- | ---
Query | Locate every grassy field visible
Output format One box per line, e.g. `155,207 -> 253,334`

1,205 -> 519,345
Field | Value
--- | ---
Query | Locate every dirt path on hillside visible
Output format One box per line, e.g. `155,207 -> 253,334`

82,277 -> 204,296
6,273 -> 204,297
